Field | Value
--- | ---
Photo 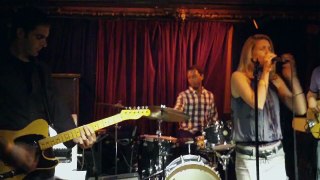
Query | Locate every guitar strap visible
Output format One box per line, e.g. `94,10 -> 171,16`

35,61 -> 54,128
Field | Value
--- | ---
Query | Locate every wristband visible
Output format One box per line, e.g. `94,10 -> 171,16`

294,92 -> 304,96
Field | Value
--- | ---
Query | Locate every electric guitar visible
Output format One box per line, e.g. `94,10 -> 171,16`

0,108 -> 151,180
292,107 -> 320,139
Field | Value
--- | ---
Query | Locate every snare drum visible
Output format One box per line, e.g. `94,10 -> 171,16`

165,154 -> 220,180
138,134 -> 178,178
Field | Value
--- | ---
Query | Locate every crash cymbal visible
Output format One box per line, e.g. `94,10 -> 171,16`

147,106 -> 189,122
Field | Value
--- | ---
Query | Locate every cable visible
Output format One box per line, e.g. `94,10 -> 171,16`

80,148 -> 85,170
91,147 -> 98,180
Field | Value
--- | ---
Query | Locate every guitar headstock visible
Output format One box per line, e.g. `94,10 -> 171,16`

120,107 -> 151,120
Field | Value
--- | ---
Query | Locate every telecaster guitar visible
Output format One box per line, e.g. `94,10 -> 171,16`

0,108 -> 150,180
292,107 -> 320,139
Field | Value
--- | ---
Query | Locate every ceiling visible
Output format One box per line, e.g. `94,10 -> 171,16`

1,0 -> 320,22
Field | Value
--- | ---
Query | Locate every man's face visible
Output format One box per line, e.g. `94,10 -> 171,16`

20,25 -> 50,57
187,69 -> 203,89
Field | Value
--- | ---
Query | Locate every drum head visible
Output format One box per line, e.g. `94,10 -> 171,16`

165,163 -> 220,180
165,155 -> 220,180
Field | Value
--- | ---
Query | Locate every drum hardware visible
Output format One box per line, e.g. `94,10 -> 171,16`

156,105 -> 169,180
114,102 -> 125,175
140,105 -> 173,180
114,123 -> 119,174
184,140 -> 194,154
211,143 -> 235,151
215,148 -> 234,180
138,134 -> 177,179
140,105 -> 188,179
197,150 -> 218,169
143,169 -> 164,180
96,101 -> 125,175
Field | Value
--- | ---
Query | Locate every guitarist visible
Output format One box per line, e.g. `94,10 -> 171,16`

0,7 -> 96,179
307,66 -> 320,180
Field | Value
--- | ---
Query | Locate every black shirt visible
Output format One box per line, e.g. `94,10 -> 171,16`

0,52 -> 76,148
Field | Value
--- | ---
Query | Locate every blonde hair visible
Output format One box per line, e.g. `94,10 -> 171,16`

237,34 -> 275,78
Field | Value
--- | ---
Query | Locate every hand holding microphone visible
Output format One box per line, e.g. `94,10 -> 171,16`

277,53 -> 297,80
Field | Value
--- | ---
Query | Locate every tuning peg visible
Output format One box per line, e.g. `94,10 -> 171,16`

160,104 -> 166,108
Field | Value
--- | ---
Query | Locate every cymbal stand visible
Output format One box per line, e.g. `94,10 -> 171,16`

143,169 -> 164,180
147,105 -> 166,179
115,123 -> 119,175
156,105 -> 166,180
114,101 -> 125,175
215,148 -> 234,180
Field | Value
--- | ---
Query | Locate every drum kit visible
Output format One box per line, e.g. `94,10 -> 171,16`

138,105 -> 235,180
101,104 -> 234,180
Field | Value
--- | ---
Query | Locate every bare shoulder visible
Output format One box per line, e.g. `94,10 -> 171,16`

231,71 -> 250,97
231,71 -> 248,82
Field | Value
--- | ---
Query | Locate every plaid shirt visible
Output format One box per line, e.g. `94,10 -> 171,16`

174,87 -> 218,133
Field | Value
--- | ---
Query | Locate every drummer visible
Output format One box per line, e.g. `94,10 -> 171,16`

174,65 -> 219,145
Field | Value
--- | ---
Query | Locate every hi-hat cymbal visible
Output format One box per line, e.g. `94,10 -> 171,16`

147,106 -> 189,122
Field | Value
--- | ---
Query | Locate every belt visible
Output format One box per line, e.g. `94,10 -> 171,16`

235,142 -> 283,158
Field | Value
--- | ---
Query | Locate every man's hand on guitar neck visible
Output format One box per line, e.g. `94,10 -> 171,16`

72,125 -> 97,149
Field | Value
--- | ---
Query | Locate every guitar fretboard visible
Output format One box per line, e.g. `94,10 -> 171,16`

38,114 -> 123,150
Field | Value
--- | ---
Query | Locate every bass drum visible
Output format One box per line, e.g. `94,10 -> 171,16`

165,155 -> 220,180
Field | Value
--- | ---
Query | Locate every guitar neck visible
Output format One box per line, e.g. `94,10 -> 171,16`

38,114 -> 122,150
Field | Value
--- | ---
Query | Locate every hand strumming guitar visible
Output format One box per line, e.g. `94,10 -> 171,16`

0,139 -> 38,173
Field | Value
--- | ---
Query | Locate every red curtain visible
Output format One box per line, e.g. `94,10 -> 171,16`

95,19 -> 233,136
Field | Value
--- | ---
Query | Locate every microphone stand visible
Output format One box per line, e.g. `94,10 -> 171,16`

253,59 -> 260,180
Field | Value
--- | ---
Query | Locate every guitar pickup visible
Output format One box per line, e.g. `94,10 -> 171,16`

307,119 -> 317,130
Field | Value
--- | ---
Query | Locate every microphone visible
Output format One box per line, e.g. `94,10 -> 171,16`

272,57 -> 289,63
